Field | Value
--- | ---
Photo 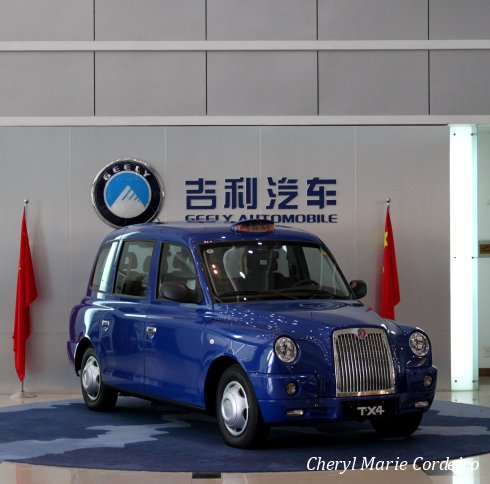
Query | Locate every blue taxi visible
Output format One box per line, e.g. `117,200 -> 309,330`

67,220 -> 437,448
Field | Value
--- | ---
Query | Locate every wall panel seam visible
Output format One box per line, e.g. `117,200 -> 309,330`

0,115 -> 474,127
1,40 -> 490,52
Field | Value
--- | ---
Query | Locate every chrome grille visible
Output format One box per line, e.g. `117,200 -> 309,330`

333,328 -> 395,397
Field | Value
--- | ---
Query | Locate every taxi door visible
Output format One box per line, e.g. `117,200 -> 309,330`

144,242 -> 210,407
99,239 -> 154,394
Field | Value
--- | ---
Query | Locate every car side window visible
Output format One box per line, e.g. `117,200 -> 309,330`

114,240 -> 154,298
157,243 -> 199,300
90,241 -> 118,293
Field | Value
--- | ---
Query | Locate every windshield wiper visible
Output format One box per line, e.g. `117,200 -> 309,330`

217,290 -> 298,301
278,288 -> 349,300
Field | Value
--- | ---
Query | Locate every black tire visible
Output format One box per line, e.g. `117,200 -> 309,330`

80,348 -> 118,411
371,412 -> 423,437
216,365 -> 269,449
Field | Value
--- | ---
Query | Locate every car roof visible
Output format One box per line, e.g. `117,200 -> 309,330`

103,222 -> 323,247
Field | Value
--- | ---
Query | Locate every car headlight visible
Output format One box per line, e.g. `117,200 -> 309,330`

409,331 -> 430,357
274,336 -> 298,363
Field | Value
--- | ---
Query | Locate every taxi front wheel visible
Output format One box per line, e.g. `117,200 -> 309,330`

80,348 -> 118,411
216,365 -> 269,448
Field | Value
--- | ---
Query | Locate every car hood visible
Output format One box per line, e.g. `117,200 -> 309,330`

213,300 -> 402,339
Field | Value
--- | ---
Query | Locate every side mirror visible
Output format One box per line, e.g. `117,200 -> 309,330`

160,281 -> 199,303
350,280 -> 367,299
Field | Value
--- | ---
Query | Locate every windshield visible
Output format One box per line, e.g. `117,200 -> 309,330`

200,241 -> 352,302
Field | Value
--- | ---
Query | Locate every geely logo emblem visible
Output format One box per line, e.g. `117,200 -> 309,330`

357,328 -> 367,339
92,159 -> 164,228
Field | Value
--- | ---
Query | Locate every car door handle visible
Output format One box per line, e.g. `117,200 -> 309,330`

102,320 -> 110,330
146,326 -> 157,337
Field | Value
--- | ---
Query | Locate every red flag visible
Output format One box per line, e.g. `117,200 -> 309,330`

380,206 -> 400,319
13,207 -> 37,382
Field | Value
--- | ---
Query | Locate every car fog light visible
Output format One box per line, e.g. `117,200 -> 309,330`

286,409 -> 304,417
415,401 -> 429,408
286,382 -> 297,396
424,375 -> 433,387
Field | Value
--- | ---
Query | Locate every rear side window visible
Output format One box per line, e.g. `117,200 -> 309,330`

90,241 -> 118,293
114,240 -> 154,298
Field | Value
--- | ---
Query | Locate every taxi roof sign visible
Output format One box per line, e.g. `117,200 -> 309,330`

231,220 -> 275,234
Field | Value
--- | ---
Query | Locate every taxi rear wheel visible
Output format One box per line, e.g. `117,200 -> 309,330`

80,348 -> 118,411
370,412 -> 423,437
216,365 -> 269,448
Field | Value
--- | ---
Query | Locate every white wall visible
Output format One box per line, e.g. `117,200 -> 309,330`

0,125 -> 450,393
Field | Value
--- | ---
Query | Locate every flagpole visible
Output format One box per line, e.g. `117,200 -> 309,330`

10,200 -> 37,400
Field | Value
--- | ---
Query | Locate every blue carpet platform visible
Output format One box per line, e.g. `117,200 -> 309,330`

0,398 -> 489,472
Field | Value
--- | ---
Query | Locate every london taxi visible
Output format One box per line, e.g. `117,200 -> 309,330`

67,220 -> 437,448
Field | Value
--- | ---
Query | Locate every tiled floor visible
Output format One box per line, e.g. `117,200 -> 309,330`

0,380 -> 489,483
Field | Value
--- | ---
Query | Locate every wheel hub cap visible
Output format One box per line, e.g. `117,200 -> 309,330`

81,356 -> 100,401
221,381 -> 249,436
